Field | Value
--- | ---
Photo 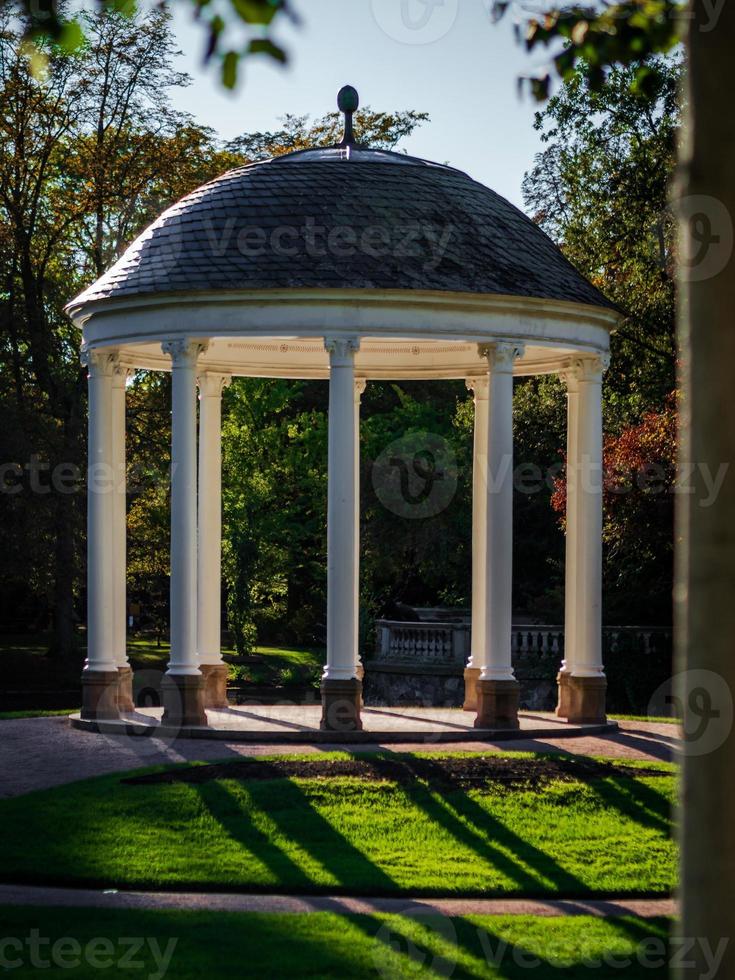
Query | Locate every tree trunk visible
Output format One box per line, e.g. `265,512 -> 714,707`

677,1 -> 735,971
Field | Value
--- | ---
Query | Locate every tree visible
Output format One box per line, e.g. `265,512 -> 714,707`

0,8 -> 224,656
515,58 -> 680,625
227,107 -> 429,160
523,57 -> 680,417
551,395 -> 677,623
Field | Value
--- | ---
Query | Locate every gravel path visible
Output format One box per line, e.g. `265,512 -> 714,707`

0,883 -> 675,918
0,715 -> 678,799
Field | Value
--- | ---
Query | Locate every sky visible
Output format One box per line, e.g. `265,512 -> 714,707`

168,0 -> 557,210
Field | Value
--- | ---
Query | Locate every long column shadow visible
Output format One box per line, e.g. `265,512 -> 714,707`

196,772 -> 398,894
392,754 -> 590,896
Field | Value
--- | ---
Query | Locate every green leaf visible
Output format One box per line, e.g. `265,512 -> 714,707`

247,38 -> 287,62
57,19 -> 83,53
231,0 -> 281,26
222,50 -> 239,89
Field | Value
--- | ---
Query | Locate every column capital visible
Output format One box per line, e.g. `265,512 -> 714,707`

479,341 -> 525,372
198,371 -> 232,398
162,338 -> 209,367
563,352 -> 610,384
111,359 -> 133,389
81,346 -> 118,377
325,336 -> 360,365
355,378 -> 367,399
465,375 -> 490,399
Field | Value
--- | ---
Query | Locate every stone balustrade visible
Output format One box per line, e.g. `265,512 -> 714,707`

366,619 -> 672,710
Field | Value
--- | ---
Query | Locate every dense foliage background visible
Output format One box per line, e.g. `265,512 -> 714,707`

0,9 -> 679,662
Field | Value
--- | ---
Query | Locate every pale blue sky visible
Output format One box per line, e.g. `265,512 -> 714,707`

169,0 -> 556,210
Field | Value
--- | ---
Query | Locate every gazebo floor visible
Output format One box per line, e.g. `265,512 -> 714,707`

69,705 -> 617,743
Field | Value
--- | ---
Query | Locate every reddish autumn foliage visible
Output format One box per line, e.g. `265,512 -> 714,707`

552,394 -> 677,622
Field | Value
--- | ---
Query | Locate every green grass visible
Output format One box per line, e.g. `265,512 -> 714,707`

609,714 -> 680,724
0,709 -> 76,720
0,907 -> 671,979
125,639 -> 324,684
0,633 -> 324,693
0,752 -> 676,897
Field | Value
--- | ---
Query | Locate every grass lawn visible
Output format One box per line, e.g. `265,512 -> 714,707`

0,635 -> 324,705
0,752 -> 676,897
128,639 -> 324,686
608,715 -> 679,724
0,906 -> 671,979
0,709 -> 76,720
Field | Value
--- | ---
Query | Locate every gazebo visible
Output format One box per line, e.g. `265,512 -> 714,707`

67,87 -> 620,734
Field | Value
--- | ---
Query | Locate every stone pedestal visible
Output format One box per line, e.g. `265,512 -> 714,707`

565,675 -> 607,723
81,670 -> 121,721
200,664 -> 229,709
161,673 -> 208,727
463,666 -> 480,711
474,678 -> 520,729
555,669 -> 570,718
117,666 -> 134,712
320,677 -> 362,732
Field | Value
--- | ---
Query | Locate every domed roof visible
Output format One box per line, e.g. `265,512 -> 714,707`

68,145 -> 614,316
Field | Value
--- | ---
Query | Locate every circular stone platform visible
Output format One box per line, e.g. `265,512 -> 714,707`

70,706 -> 618,744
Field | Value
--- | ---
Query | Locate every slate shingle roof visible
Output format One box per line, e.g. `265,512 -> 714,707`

69,148 -> 615,311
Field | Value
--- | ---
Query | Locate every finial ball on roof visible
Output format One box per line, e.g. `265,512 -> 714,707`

337,85 -> 359,114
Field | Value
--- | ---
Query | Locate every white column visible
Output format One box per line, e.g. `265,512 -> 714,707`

324,337 -> 359,681
466,375 -> 489,670
197,372 -> 230,667
478,342 -> 524,681
354,379 -> 366,672
111,360 -> 130,670
562,370 -> 580,676
163,339 -> 207,675
569,354 -> 608,677
83,347 -> 117,675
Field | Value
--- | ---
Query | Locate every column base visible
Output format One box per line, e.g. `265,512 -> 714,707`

320,677 -> 363,732
474,678 -> 520,729
463,667 -> 480,711
161,673 -> 208,727
555,670 -> 570,718
563,675 -> 607,724
81,670 -> 121,721
200,664 -> 230,709
117,666 -> 134,712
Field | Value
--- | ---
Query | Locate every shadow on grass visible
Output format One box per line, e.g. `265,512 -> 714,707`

196,775 -> 398,894
379,753 -> 590,896
196,752 -> 602,898
357,909 -> 670,979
